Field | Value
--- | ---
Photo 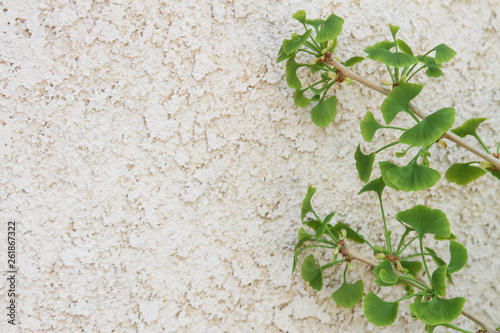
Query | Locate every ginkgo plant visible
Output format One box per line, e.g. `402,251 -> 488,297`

279,10 -> 500,333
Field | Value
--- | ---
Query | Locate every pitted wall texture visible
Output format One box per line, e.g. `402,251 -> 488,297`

0,0 -> 499,332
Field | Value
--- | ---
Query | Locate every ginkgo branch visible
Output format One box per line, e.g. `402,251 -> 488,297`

323,52 -> 500,171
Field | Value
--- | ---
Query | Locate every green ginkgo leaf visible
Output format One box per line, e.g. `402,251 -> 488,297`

367,49 -> 419,67
486,167 -> 500,180
379,161 -> 401,190
316,211 -> 336,240
293,89 -> 311,108
434,43 -> 457,64
425,324 -> 438,333
293,238 -> 312,274
409,297 -> 465,325
448,241 -> 468,274
445,163 -> 486,185
417,55 -> 443,78
298,227 -> 313,240
364,40 -> 395,54
316,13 -> 344,43
374,259 -> 395,276
396,205 -> 451,239
277,46 -> 296,63
380,269 -> 398,285
389,24 -> 399,39
332,279 -> 364,308
283,29 -> 313,55
355,145 -> 376,182
301,254 -> 323,291
292,10 -> 306,23
364,292 -> 399,326
301,186 -> 316,221
396,39 -> 413,55
305,19 -> 325,31
374,259 -> 398,287
434,233 -> 457,241
331,222 -> 366,244
344,56 -> 365,67
386,162 -> 441,192
286,56 -> 304,89
431,265 -> 448,296
399,261 -> 422,277
425,67 -> 443,78
360,111 -> 384,142
381,83 -> 424,124
451,117 -> 487,138
399,108 -> 455,147
425,247 -> 452,283
311,96 -> 337,127
358,177 -> 386,197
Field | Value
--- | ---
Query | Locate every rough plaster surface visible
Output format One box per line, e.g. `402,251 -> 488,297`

0,0 -> 499,332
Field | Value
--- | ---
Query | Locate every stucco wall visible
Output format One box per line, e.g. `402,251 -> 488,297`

0,0 -> 499,332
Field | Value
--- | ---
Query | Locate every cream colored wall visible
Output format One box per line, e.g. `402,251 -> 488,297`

1,0 -> 499,332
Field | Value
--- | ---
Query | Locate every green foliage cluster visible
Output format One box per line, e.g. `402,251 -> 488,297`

278,10 -> 500,189
279,10 -> 500,333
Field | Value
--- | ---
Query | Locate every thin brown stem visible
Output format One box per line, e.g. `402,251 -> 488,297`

323,52 -> 500,170
343,247 -> 498,333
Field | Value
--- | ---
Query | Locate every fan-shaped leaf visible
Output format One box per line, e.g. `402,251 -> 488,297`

364,292 -> 399,326
332,279 -> 364,308
355,145 -> 376,182
358,177 -> 386,197
431,265 -> 448,296
374,259 -> 398,287
409,297 -> 465,325
397,39 -> 413,55
301,186 -> 316,221
316,211 -> 336,239
379,161 -> 401,190
425,247 -> 452,283
386,162 -> 441,192
277,45 -> 296,63
301,254 -> 323,290
445,163 -> 486,185
364,40 -> 395,54
434,44 -> 457,64
298,227 -> 313,240
426,67 -> 443,78
286,56 -> 303,89
311,96 -> 337,127
292,10 -> 306,23
434,233 -> 457,241
316,13 -> 344,43
293,89 -> 311,108
331,222 -> 365,244
417,55 -> 443,78
305,19 -> 325,30
396,205 -> 450,239
451,117 -> 487,138
283,29 -> 312,55
344,56 -> 365,67
399,108 -> 455,147
367,49 -> 419,67
448,241 -> 468,274
380,269 -> 399,285
381,83 -> 424,124
360,111 -> 384,142
399,260 -> 422,277
389,24 -> 399,39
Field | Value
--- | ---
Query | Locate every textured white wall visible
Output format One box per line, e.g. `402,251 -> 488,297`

0,0 -> 499,332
